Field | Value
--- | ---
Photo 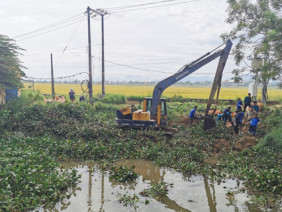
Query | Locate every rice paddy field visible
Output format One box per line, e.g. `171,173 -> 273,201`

24,83 -> 282,101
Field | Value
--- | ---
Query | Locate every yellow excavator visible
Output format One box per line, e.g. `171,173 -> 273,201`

115,40 -> 233,129
116,97 -> 167,128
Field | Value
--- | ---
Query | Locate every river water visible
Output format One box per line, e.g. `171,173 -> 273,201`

35,159 -> 273,212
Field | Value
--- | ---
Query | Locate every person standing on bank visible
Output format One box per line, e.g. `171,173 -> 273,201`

237,98 -> 243,110
248,114 -> 260,136
189,106 -> 197,124
234,110 -> 242,135
69,88 -> 75,102
243,93 -> 252,112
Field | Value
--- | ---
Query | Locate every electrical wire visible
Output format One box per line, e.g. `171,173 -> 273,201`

24,46 -> 87,56
54,19 -> 84,68
109,0 -> 201,14
23,72 -> 89,80
13,13 -> 85,39
105,0 -> 197,11
17,18 -> 86,41
106,61 -> 177,66
92,56 -> 231,76
92,56 -> 173,73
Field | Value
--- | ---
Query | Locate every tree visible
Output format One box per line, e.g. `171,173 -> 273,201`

0,34 -> 25,90
221,0 -> 282,104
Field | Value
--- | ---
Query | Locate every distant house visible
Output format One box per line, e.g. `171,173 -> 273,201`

0,88 -> 19,104
5,88 -> 18,102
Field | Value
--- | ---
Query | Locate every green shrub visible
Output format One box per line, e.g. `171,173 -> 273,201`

94,101 -> 117,112
263,109 -> 281,129
101,94 -> 127,104
257,125 -> 282,152
20,90 -> 45,105
128,95 -> 143,101
256,108 -> 282,152
169,95 -> 190,102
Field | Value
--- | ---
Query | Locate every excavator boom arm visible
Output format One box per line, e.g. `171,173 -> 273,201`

150,40 -> 232,118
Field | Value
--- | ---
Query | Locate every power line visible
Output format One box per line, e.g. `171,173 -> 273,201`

54,19 -> 85,68
24,46 -> 87,56
92,56 -> 173,73
106,61 -> 177,66
105,0 -> 196,11
109,0 -> 201,14
17,18 -> 86,41
12,13 -> 85,39
23,72 -> 89,80
93,56 -> 233,76
24,43 -> 100,57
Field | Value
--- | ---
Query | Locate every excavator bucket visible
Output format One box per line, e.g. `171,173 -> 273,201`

203,115 -> 216,130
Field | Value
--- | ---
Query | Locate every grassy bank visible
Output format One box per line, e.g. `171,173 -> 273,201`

219,109 -> 282,195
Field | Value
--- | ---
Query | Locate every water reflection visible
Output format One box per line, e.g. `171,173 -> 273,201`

88,169 -> 92,210
116,160 -> 191,212
204,177 -> 216,212
99,172 -> 105,212
35,159 -> 266,212
116,159 -> 165,183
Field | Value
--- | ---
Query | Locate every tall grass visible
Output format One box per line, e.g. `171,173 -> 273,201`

20,90 -> 45,105
257,109 -> 282,152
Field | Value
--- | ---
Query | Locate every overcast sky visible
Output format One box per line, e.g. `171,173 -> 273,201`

0,0 -> 240,82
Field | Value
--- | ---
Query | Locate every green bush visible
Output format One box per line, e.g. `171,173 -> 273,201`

20,90 -> 45,105
128,95 -> 143,101
94,101 -> 117,112
169,95 -> 190,102
258,126 -> 282,152
263,109 -> 281,129
101,94 -> 127,104
256,109 -> 282,152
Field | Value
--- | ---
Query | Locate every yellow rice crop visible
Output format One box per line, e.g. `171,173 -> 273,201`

23,83 -> 282,101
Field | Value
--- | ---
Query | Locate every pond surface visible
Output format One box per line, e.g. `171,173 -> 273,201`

35,159 -> 271,212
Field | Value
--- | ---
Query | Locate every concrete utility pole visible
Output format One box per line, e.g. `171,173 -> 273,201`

101,13 -> 105,96
50,53 -> 55,96
248,54 -> 262,101
87,6 -> 93,98
88,7 -> 108,96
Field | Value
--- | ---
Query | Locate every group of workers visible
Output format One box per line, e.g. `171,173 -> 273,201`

234,93 -> 261,136
189,93 -> 262,136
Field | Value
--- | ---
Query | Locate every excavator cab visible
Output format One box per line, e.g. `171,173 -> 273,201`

139,98 -> 167,126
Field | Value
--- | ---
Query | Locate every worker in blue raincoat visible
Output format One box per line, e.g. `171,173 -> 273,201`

189,106 -> 197,124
